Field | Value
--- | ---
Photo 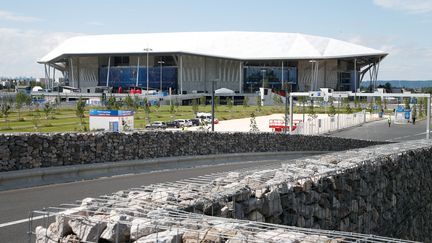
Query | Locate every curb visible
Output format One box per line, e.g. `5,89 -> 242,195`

0,151 -> 326,191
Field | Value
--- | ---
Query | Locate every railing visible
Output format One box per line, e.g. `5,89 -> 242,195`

295,111 -> 381,135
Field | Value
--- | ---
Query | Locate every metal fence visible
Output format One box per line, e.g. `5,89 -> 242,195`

295,111 -> 381,135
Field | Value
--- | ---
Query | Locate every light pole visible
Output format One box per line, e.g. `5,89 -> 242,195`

143,47 -> 152,94
211,80 -> 217,132
158,60 -> 165,92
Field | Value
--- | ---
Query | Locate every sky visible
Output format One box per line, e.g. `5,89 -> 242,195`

0,0 -> 432,80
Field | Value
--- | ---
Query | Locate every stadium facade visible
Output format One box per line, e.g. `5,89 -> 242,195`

38,31 -> 387,94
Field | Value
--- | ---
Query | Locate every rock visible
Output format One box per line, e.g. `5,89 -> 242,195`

69,217 -> 107,242
225,232 -> 259,242
247,210 -> 265,222
242,197 -> 264,213
130,218 -> 163,240
35,226 -> 58,243
100,220 -> 130,242
220,206 -> 230,218
261,190 -> 282,217
136,228 -> 184,243
59,234 -> 80,243
182,228 -> 223,243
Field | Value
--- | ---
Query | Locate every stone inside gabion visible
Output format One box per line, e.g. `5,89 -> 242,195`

33,139 -> 432,242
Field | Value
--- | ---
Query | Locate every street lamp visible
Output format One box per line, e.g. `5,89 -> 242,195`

158,60 -> 165,92
143,47 -> 152,94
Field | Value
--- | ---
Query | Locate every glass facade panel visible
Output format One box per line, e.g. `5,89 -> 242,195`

98,66 -> 178,90
243,66 -> 297,92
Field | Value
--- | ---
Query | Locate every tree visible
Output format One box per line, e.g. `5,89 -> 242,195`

273,94 -> 283,106
307,99 -> 317,119
298,96 -> 306,121
419,98 -> 425,118
376,97 -> 382,110
192,98 -> 198,114
255,96 -> 262,112
404,98 -> 410,109
249,112 -> 259,132
345,99 -> 353,114
143,98 -> 151,124
43,102 -> 53,119
15,92 -> 31,120
169,101 -> 175,114
328,96 -> 336,117
1,103 -> 11,126
227,97 -> 233,113
200,96 -> 206,106
133,95 -> 141,111
31,104 -> 41,131
412,104 -> 417,119
354,96 -> 360,110
76,97 -> 86,130
106,96 -> 119,110
384,82 -> 392,93
124,95 -> 134,110
243,96 -> 249,108
368,99 -> 374,114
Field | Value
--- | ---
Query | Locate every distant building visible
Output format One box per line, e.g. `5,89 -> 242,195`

39,32 -> 387,94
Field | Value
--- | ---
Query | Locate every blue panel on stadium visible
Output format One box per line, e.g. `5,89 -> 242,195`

98,67 -> 178,89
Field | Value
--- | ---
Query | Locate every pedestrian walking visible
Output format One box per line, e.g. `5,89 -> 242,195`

412,116 -> 416,125
387,117 -> 391,127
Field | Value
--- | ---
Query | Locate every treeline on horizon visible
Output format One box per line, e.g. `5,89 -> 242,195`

360,80 -> 432,90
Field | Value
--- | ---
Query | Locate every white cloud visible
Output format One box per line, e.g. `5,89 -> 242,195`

0,10 -> 42,22
373,0 -> 432,14
0,28 -> 81,78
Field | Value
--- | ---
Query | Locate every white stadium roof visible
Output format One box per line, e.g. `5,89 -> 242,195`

39,31 -> 387,63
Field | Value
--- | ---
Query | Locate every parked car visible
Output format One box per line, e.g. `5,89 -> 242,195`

166,121 -> 180,128
184,119 -> 193,127
196,112 -> 219,125
174,119 -> 190,127
190,118 -> 201,126
145,121 -> 167,129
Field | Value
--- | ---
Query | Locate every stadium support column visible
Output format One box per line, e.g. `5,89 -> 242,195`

354,58 -> 357,92
239,61 -> 243,92
106,56 -> 111,87
180,55 -> 183,95
281,61 -> 284,90
427,95 -> 431,139
44,64 -> 48,90
136,57 -> 140,87
70,58 -> 74,88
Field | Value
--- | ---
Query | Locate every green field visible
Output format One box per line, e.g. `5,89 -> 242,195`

0,105 -> 291,133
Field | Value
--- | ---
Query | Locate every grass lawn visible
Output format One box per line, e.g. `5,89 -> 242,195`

0,103 -> 379,133
0,105 -> 287,133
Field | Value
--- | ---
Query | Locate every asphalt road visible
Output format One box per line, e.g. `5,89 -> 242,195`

330,118 -> 430,142
0,153 -> 311,243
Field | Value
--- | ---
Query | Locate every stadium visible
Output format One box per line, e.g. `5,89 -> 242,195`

38,31 -> 387,94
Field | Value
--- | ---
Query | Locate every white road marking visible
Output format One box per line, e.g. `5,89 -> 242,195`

0,208 -> 78,228
0,215 -> 48,228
